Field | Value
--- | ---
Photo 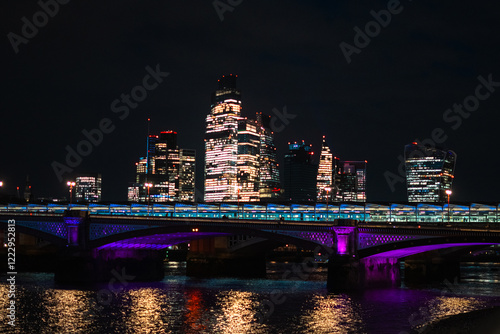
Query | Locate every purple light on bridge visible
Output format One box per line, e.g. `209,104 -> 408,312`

97,232 -> 231,250
337,235 -> 349,255
333,227 -> 356,255
64,218 -> 82,245
365,243 -> 495,259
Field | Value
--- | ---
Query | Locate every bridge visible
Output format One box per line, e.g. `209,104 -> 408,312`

1,202 -> 500,290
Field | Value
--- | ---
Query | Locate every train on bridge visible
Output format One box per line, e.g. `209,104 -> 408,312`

1,202 -> 500,224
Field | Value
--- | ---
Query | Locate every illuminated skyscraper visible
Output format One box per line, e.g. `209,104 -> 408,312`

237,119 -> 260,201
337,161 -> 366,202
128,131 -> 195,202
204,74 -> 242,202
405,142 -> 456,202
284,141 -> 317,202
256,112 -> 280,199
75,173 -> 102,202
204,76 -> 281,202
146,134 -> 159,175
317,136 -> 333,202
179,149 -> 196,202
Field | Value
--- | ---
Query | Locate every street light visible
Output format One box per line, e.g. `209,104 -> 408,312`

145,183 -> 153,215
0,181 -> 3,187
324,187 -> 331,221
67,181 -> 76,205
445,189 -> 452,223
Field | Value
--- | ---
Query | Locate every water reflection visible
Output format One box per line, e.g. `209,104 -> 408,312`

42,289 -> 94,333
124,288 -> 167,333
0,266 -> 499,333
412,296 -> 486,331
184,289 -> 207,333
298,294 -> 365,334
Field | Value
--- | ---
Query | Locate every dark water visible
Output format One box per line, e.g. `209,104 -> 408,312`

1,262 -> 500,334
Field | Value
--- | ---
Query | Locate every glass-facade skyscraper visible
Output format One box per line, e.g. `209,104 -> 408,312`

405,142 -> 456,202
317,136 -> 333,202
237,119 -> 261,201
204,74 -> 241,202
256,112 -> 280,199
337,161 -> 367,202
284,141 -> 317,202
75,173 -> 102,202
204,75 -> 280,202
128,131 -> 195,202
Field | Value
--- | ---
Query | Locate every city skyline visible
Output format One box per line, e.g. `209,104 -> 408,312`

2,1 -> 500,203
0,73 -> 481,203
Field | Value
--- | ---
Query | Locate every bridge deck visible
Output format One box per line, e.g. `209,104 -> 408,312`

2,202 -> 500,224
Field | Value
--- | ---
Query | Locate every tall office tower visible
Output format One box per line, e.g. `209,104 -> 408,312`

316,136 -> 334,202
204,74 -> 242,202
146,134 -> 159,175
283,141 -> 317,202
405,142 -> 456,202
128,131 -> 195,202
153,131 -> 181,201
179,149 -> 196,202
237,119 -> 260,201
75,173 -> 102,202
338,161 -> 367,202
256,112 -> 280,199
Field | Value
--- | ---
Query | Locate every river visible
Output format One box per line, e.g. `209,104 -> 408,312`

1,262 -> 500,333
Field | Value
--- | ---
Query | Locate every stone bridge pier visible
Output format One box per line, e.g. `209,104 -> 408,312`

327,225 -> 400,292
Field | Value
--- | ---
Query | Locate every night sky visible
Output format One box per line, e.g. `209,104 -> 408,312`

1,0 -> 500,202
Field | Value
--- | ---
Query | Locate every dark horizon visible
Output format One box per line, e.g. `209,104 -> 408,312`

2,1 -> 500,203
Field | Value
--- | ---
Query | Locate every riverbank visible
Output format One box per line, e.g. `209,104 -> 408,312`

422,306 -> 500,334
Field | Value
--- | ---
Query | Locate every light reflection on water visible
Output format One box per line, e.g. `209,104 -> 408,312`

124,288 -> 168,333
422,296 -> 486,326
212,291 -> 267,334
42,289 -> 95,333
297,294 -> 365,334
0,263 -> 499,334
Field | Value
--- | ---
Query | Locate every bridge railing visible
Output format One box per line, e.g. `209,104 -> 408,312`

1,202 -> 500,224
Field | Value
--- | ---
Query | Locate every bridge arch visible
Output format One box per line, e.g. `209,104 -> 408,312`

91,224 -> 331,253
0,220 -> 67,247
359,235 -> 500,259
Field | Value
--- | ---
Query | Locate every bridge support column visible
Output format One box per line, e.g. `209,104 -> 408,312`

186,237 -> 266,278
327,223 -> 401,291
327,225 -> 359,291
63,211 -> 88,248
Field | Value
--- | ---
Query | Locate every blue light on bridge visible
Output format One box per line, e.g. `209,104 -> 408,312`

1,202 -> 500,223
